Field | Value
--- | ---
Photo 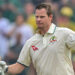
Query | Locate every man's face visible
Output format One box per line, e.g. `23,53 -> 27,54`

16,15 -> 24,25
35,8 -> 53,29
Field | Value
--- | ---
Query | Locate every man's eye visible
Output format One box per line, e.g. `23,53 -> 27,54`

36,16 -> 39,18
40,16 -> 45,18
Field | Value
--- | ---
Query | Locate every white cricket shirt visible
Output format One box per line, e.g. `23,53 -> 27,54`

18,23 -> 75,75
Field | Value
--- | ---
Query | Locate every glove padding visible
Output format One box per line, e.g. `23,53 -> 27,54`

0,61 -> 8,75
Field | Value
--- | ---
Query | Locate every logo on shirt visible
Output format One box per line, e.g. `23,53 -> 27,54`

32,45 -> 38,51
50,35 -> 57,43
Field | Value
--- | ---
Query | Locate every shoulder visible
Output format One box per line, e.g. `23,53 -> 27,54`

18,25 -> 33,31
22,24 -> 33,31
1,18 -> 10,23
25,33 -> 39,45
56,27 -> 74,34
27,34 -> 38,42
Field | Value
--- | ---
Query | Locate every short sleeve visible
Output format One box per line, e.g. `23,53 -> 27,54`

66,32 -> 75,50
17,40 -> 31,66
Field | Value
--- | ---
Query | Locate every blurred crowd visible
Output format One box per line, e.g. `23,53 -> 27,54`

0,0 -> 75,75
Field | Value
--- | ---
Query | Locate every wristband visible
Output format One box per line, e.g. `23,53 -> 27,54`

4,66 -> 8,73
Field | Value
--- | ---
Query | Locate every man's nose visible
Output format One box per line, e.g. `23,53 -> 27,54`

37,17 -> 41,21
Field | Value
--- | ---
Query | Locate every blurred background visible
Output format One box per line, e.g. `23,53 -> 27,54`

0,0 -> 75,75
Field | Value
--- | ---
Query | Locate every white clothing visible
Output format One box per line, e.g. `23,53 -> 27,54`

10,23 -> 33,46
16,24 -> 33,45
18,23 -> 75,75
0,18 -> 10,58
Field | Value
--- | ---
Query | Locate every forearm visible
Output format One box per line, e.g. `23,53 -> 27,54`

7,63 -> 25,74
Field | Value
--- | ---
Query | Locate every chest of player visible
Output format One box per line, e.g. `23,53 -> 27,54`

30,33 -> 66,64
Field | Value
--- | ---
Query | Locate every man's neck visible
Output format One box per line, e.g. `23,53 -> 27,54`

39,25 -> 50,35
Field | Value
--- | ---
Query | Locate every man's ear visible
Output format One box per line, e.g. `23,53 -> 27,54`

49,14 -> 53,22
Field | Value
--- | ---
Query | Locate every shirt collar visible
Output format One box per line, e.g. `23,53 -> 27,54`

36,23 -> 56,35
47,23 -> 56,34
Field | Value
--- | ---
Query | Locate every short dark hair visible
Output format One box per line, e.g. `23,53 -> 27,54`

35,3 -> 52,16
